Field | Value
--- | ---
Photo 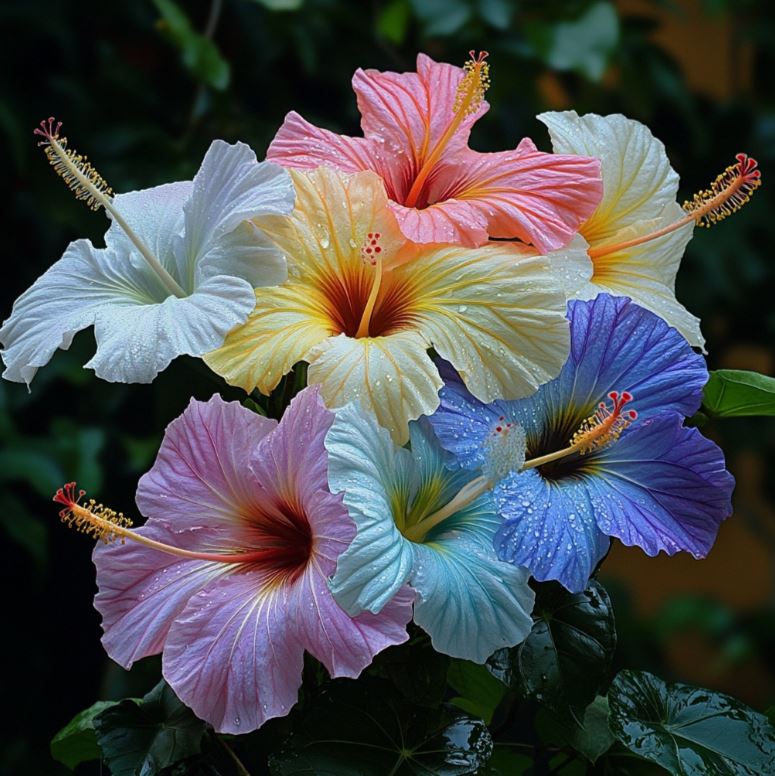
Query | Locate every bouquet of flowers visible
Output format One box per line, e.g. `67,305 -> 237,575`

4,51 -> 774,775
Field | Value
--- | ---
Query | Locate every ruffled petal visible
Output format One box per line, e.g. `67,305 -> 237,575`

309,331 -> 441,445
353,53 -> 487,179
558,295 -> 707,419
326,403 -> 416,614
388,197 -> 489,247
593,414 -> 734,557
137,394 -> 275,532
409,246 -> 570,403
429,140 -> 603,253
492,469 -> 611,593
93,521 -> 230,668
292,562 -> 412,678
182,140 -> 294,285
162,573 -> 303,734
410,535 -> 535,662
86,274 -> 257,383
538,111 -> 679,241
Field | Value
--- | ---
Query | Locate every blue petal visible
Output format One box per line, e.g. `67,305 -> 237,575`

561,295 -> 707,420
325,403 -> 414,615
493,469 -> 610,593
410,534 -> 535,662
593,414 -> 735,557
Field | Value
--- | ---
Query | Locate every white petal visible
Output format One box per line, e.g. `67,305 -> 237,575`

538,111 -> 679,240
86,274 -> 257,383
183,140 -> 294,286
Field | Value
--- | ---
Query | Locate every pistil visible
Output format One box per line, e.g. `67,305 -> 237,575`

403,51 -> 490,209
403,391 -> 637,543
54,482 -> 270,565
589,153 -> 761,260
355,232 -> 384,338
34,117 -> 186,299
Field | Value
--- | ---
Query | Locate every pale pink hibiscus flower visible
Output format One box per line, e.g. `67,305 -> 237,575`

268,52 -> 603,252
56,387 -> 412,733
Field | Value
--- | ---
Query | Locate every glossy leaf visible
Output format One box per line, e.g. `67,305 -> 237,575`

609,670 -> 775,775
268,678 -> 493,775
153,0 -> 230,90
703,369 -> 775,417
488,580 -> 616,717
51,700 -> 120,770
93,680 -> 207,776
447,660 -> 507,725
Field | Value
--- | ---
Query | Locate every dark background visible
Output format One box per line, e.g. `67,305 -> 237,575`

1,0 -> 774,772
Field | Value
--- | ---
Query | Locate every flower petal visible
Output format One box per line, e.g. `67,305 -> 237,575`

162,573 -> 304,734
86,274 -> 257,383
93,522 -> 230,668
326,402 -> 416,614
538,111 -> 680,242
558,295 -> 707,419
309,332 -> 441,445
410,247 -> 570,403
410,535 -> 535,662
354,54 -> 487,165
430,140 -> 603,253
183,140 -> 294,284
388,197 -> 489,247
293,562 -> 412,678
137,394 -> 276,532
593,414 -> 734,557
492,469 -> 611,593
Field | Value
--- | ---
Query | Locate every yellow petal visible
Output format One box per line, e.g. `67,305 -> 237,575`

308,332 -> 442,444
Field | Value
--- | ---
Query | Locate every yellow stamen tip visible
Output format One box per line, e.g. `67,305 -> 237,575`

54,482 -> 132,544
453,50 -> 490,116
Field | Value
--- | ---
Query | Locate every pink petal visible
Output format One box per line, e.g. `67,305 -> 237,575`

389,198 -> 489,247
137,395 -> 276,533
292,562 -> 413,678
162,572 -> 304,734
267,111 -> 376,174
429,140 -> 603,253
93,521 -> 230,668
354,54 -> 487,170
248,386 -> 334,507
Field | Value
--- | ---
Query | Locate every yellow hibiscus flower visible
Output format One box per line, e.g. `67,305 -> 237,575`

205,167 -> 571,443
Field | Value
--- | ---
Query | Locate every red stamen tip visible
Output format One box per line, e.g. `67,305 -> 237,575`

34,116 -> 62,144
736,152 -> 761,183
53,481 -> 85,508
469,50 -> 489,63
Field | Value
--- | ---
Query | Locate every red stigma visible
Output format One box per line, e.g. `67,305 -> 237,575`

53,481 -> 86,519
736,153 -> 761,185
468,50 -> 489,64
33,116 -> 62,146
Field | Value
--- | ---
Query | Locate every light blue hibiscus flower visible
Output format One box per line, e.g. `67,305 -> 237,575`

325,403 -> 535,663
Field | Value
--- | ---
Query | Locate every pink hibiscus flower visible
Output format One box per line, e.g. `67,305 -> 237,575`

67,387 -> 412,733
268,52 -> 603,252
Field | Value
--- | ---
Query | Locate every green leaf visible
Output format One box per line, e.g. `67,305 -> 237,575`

609,670 -> 775,775
489,580 -> 616,718
539,697 -> 615,764
409,0 -> 472,36
483,748 -> 533,773
377,0 -> 411,44
269,678 -> 493,775
94,680 -> 207,776
51,700 -> 120,770
703,369 -> 775,417
372,636 -> 450,707
251,0 -> 303,8
477,0 -> 512,29
153,0 -> 230,90
526,2 -> 619,81
447,660 -> 506,724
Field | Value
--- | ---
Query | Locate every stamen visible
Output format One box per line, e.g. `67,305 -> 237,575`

53,482 -> 286,564
589,153 -> 762,260
403,51 -> 491,208
453,51 -> 490,116
682,153 -> 761,227
35,118 -> 113,211
570,391 -> 637,453
355,232 -> 384,338
34,117 -> 186,299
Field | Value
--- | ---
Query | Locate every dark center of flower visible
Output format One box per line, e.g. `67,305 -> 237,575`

527,408 -> 601,482
244,498 -> 313,584
318,267 -> 416,338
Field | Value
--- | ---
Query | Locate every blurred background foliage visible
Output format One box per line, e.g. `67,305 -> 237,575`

1,0 -> 774,772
